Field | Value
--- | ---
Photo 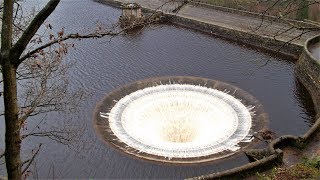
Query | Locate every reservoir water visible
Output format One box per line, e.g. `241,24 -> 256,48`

0,0 -> 316,178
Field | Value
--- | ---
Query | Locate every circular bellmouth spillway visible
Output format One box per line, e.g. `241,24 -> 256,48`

94,77 -> 267,163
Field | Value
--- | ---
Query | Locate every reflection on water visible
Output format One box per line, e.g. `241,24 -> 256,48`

0,0 -> 316,178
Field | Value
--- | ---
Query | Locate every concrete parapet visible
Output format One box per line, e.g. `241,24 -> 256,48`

296,35 -> 320,114
295,34 -> 320,147
188,149 -> 283,180
168,15 -> 302,58
95,0 -> 307,58
190,1 -> 320,30
302,117 -> 320,143
93,0 -> 122,8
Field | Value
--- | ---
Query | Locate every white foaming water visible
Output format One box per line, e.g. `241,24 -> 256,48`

105,84 -> 253,159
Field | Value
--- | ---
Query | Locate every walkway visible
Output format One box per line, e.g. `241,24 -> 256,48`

111,0 -> 320,46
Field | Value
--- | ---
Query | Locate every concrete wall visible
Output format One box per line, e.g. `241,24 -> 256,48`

296,35 -> 320,115
169,15 -> 302,59
94,0 -> 306,59
191,1 -> 320,29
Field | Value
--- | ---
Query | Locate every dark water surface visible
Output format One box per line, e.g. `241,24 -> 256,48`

0,0 -> 316,178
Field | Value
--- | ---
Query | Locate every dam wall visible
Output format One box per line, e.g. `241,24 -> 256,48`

168,15 -> 302,58
95,0 -> 320,58
296,35 -> 320,116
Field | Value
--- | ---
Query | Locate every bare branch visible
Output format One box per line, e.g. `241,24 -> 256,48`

251,0 -> 320,35
13,2 -> 21,21
272,26 -> 294,40
280,1 -> 319,19
22,131 -> 74,145
256,29 -> 313,69
22,144 -> 42,175
253,0 -> 282,31
0,151 -> 4,159
19,30 -> 124,64
17,61 -> 86,121
18,9 -> 169,64
13,0 -> 176,65
11,0 -> 60,65
0,16 -> 26,32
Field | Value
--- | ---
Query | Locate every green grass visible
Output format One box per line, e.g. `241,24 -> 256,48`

255,156 -> 320,180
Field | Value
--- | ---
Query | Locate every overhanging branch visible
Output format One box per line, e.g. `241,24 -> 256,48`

21,144 -> 42,175
18,31 -> 121,64
21,131 -> 73,145
17,0 -> 171,65
10,0 -> 60,65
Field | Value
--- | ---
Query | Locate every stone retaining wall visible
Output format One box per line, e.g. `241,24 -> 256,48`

168,15 -> 302,58
94,0 -> 122,8
190,1 -> 320,30
95,0 -> 305,58
187,150 -> 283,180
296,35 -> 320,115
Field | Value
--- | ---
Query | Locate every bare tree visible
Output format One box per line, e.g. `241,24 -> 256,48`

0,0 -> 175,178
1,1 -> 68,178
0,0 -> 119,178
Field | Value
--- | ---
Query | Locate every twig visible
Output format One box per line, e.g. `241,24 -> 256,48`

22,143 -> 42,175
11,0 -> 61,62
0,151 -> 4,159
21,130 -> 72,145
18,30 -> 120,65
253,0 -> 282,31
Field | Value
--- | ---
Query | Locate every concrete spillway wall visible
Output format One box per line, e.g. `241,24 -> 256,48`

168,15 -> 302,59
296,35 -> 320,116
94,0 -> 312,59
96,0 -> 320,59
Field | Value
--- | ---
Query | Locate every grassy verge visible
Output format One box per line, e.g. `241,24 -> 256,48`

256,156 -> 320,180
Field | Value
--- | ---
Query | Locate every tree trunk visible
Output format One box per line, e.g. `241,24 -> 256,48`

3,60 -> 21,179
1,0 -> 21,179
